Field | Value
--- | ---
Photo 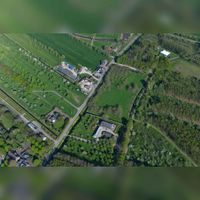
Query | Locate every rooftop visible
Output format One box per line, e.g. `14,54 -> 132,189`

160,50 -> 171,57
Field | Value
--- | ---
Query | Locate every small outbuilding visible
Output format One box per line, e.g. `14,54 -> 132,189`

160,50 -> 171,57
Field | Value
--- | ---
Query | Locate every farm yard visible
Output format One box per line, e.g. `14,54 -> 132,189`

0,34 -> 85,136
88,65 -> 145,122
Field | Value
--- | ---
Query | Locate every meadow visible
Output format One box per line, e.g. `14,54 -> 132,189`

28,34 -> 106,70
6,34 -> 59,66
88,65 -> 145,122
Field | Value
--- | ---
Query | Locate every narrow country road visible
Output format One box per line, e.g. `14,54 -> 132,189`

113,62 -> 140,72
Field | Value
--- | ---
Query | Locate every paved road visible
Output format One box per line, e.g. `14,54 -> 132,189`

53,60 -> 114,148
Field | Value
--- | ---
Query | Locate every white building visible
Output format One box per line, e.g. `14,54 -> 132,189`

93,121 -> 116,139
160,50 -> 171,57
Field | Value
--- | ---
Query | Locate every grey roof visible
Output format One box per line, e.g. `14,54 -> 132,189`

100,121 -> 116,130
58,66 -> 77,80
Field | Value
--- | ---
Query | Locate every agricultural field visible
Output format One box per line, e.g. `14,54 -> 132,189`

73,33 -> 135,55
6,34 -> 60,66
29,33 -> 107,71
0,33 -> 200,167
88,65 -> 145,122
0,34 -> 84,136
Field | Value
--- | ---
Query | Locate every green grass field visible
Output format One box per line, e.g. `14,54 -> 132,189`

88,65 -> 145,122
28,34 -> 106,70
6,34 -> 59,66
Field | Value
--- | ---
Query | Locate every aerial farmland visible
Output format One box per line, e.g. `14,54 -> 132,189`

0,33 -> 200,167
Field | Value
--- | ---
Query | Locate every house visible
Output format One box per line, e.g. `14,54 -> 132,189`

160,50 -> 171,57
79,79 -> 94,94
93,121 -> 116,139
57,61 -> 78,81
8,147 -> 31,167
47,111 -> 60,123
27,122 -> 41,134
100,121 -> 116,131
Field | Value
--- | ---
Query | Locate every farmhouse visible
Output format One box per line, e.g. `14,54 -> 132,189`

8,147 -> 31,167
57,61 -> 78,81
47,111 -> 60,123
79,79 -> 94,94
93,121 -> 116,139
160,50 -> 171,57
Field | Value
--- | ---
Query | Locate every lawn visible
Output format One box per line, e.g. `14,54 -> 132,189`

88,65 -> 145,122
